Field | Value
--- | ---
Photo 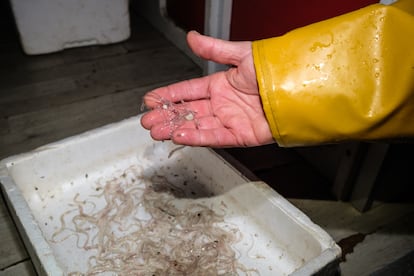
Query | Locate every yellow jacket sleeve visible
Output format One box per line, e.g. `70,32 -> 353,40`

252,0 -> 414,147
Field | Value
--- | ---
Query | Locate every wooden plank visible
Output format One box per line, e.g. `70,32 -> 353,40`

0,77 -> 78,105
0,56 -> 97,92
0,52 -> 65,77
0,46 -> 201,117
0,193 -> 28,269
0,45 -> 171,93
61,44 -> 127,65
0,260 -> 36,276
0,82 -> 177,159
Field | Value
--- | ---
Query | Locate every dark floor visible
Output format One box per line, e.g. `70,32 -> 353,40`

224,145 -> 336,200
226,142 -> 414,203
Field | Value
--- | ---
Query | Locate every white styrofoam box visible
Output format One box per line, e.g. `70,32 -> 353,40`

0,115 -> 341,275
9,0 -> 130,55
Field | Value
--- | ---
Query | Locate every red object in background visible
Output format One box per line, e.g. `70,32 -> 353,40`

230,0 -> 379,40
166,0 -> 379,41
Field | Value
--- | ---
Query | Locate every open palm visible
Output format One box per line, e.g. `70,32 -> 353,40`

141,31 -> 273,147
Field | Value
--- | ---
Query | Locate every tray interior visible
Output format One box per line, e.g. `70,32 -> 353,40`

1,116 -> 339,275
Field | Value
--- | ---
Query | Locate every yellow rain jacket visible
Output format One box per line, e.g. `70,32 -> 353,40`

252,0 -> 414,147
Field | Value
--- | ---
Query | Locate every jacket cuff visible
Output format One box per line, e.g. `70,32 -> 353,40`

252,3 -> 414,146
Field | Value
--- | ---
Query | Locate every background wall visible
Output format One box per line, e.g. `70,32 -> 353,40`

166,0 -> 378,40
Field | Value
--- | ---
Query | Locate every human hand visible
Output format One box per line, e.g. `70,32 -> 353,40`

140,31 -> 273,147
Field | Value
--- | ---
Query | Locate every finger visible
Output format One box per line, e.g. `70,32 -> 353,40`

146,116 -> 200,141
187,31 -> 251,66
172,128 -> 238,147
193,116 -> 223,130
143,75 -> 216,109
147,121 -> 172,141
141,99 -> 213,129
140,108 -> 166,130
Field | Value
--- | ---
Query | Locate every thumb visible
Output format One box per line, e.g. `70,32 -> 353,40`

187,31 -> 251,67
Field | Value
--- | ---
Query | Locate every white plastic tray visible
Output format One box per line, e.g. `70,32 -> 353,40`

10,0 -> 130,55
0,115 -> 340,275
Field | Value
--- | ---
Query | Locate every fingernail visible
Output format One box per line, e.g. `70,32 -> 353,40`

189,30 -> 200,35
